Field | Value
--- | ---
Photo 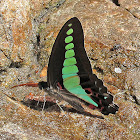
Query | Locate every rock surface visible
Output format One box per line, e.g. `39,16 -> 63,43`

0,0 -> 140,139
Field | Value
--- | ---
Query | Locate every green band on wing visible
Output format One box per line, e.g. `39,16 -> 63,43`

62,73 -> 77,79
68,85 -> 98,107
65,43 -> 74,50
68,23 -> 72,27
61,23 -> 98,107
63,76 -> 80,89
62,65 -> 78,75
66,28 -> 73,35
65,49 -> 75,58
63,57 -> 77,66
65,36 -> 73,43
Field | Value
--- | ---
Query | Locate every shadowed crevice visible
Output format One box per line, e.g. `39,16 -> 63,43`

9,61 -> 22,68
111,0 -> 120,6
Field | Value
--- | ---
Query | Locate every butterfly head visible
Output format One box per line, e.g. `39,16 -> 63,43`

38,81 -> 48,90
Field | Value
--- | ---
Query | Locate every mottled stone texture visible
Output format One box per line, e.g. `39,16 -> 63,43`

0,0 -> 140,139
119,0 -> 140,19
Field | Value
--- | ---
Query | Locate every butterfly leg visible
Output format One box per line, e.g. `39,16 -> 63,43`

24,93 -> 56,103
55,100 -> 67,117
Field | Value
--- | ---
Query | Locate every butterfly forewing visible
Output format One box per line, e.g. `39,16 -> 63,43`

47,17 -> 92,87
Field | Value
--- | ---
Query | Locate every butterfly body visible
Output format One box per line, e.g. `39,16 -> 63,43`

38,17 -> 118,115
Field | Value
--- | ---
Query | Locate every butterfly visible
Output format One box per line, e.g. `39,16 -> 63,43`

36,17 -> 119,115
12,17 -> 119,115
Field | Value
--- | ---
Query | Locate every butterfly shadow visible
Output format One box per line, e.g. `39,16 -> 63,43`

21,99 -> 104,119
